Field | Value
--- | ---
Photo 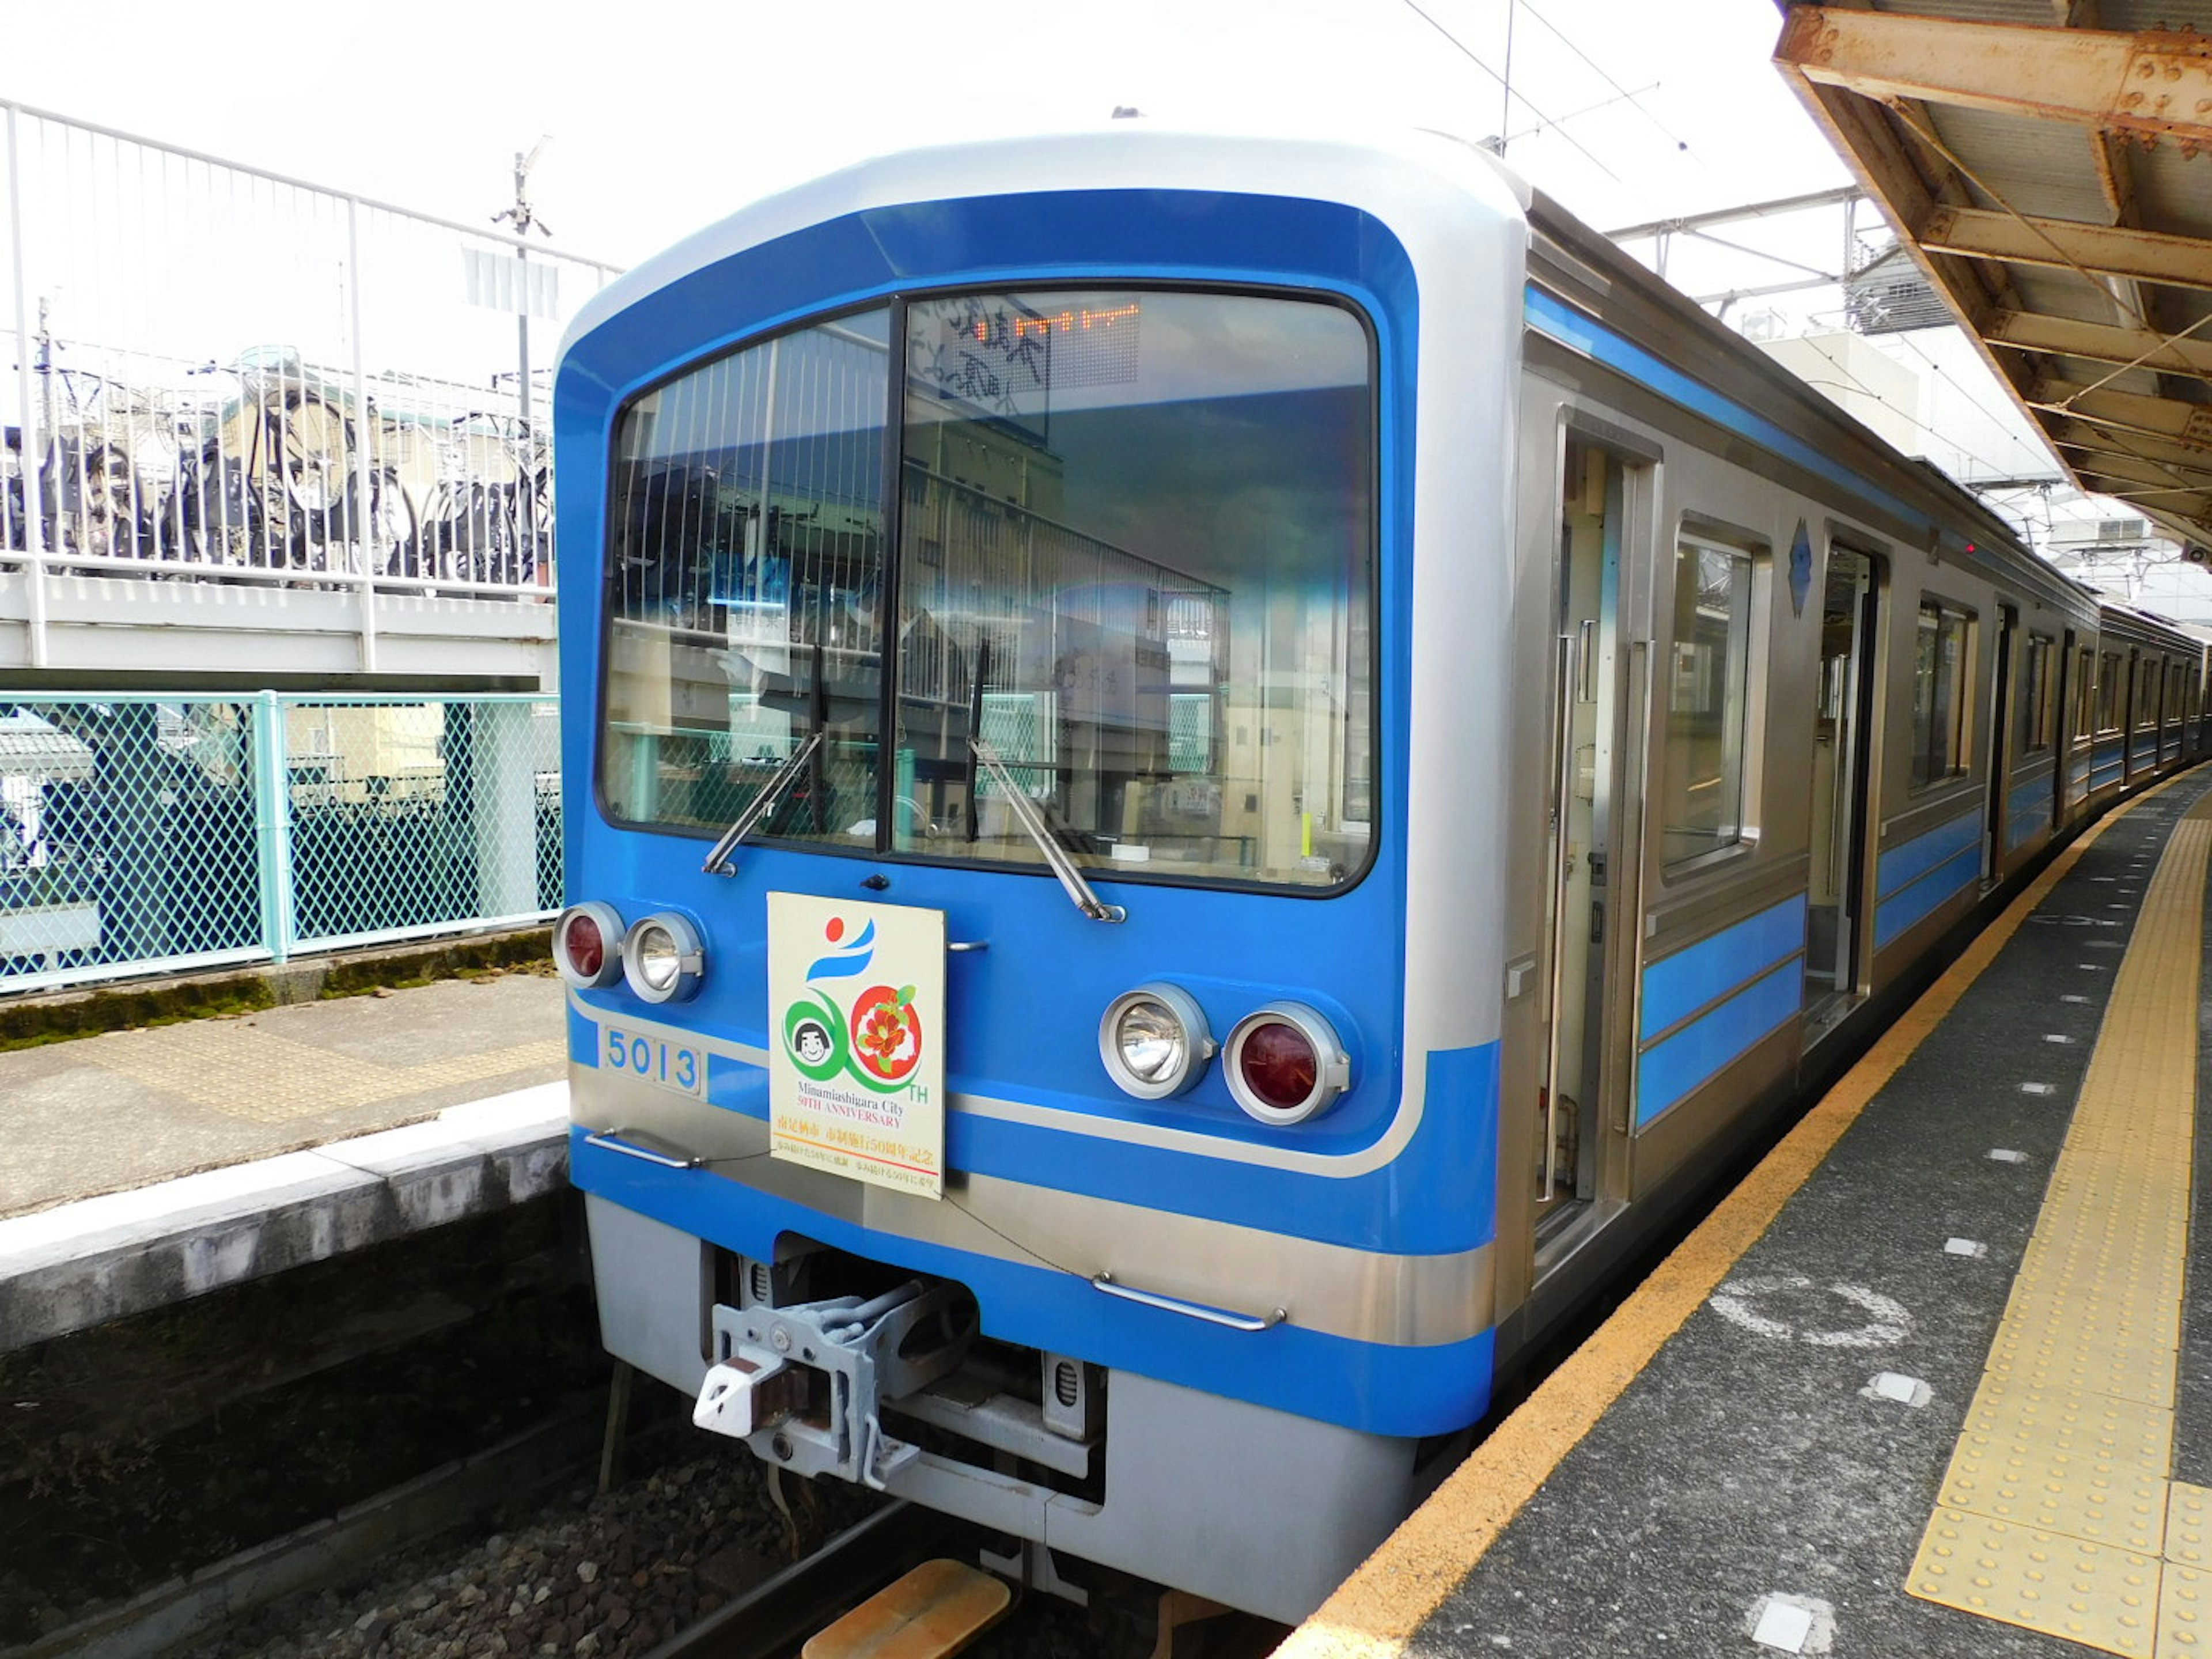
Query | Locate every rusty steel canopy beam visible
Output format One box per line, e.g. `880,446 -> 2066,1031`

2050,416 -> 2212,475
1921,206 -> 2212,291
2030,380 -> 2212,450
1776,7 -> 2212,148
2073,475 -> 2212,519
1987,309 -> 2212,377
2046,438 -> 2212,490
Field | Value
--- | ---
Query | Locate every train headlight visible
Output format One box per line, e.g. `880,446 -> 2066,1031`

1224,1002 -> 1351,1125
1099,982 -> 1214,1100
553,902 -> 625,989
622,912 -> 706,1004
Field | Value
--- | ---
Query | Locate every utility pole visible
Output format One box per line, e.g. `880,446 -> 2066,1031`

492,139 -> 552,427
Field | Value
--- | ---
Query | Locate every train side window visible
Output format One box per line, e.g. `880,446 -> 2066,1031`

1910,600 -> 1973,790
2019,633 -> 2054,753
1660,535 -> 1756,865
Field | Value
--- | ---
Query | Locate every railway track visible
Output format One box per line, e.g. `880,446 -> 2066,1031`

638,1501 -> 976,1659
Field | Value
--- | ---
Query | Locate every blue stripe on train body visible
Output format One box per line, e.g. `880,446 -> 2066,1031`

555,162 -> 1524,1440
1634,894 -> 1806,1130
1874,809 -> 1983,949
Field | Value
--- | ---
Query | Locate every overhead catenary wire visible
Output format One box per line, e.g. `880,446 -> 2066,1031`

1514,0 -> 1692,154
1394,0 -> 1621,181
1785,333 -> 2056,491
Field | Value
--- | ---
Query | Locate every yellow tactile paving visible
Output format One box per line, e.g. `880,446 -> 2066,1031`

85,1022 -> 564,1123
1911,1509 -> 2160,1656
2162,1565 -> 2212,1655
1277,779 -> 2190,1659
2171,1486 -> 2212,1571
1909,796 -> 2212,1657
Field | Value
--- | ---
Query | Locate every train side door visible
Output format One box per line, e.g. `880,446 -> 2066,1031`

1804,546 -> 1876,1032
2053,630 -> 2075,824
1983,606 -> 2018,879
1536,436 -> 1639,1238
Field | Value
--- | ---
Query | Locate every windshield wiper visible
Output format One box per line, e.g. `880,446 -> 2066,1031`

702,732 -> 823,876
967,736 -> 1125,923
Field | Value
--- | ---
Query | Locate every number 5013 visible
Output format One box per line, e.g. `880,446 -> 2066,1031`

604,1027 -> 705,1098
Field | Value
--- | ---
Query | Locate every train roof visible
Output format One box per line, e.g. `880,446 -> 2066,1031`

558,122 -> 1527,363
1518,184 -> 2106,628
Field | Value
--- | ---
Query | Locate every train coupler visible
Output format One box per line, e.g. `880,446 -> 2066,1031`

695,1281 -> 976,1490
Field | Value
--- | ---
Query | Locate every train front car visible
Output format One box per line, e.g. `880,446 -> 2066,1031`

551,128 -> 1524,1622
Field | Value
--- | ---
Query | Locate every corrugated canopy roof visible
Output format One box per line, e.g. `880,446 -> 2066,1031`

1776,1 -> 2212,554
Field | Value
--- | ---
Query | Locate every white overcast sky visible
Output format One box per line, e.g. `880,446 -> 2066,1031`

10,0 -> 2208,615
7,0 -> 1842,267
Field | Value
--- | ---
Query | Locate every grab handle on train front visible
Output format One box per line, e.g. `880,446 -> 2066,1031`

584,1129 -> 703,1170
1090,1272 -> 1286,1331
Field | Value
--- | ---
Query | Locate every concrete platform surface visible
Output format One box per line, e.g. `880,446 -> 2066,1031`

0,1081 -> 569,1350
0,969 -> 565,1221
1285,770 -> 2212,1659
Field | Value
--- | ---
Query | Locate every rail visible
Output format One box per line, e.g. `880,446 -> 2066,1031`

639,1501 -> 966,1659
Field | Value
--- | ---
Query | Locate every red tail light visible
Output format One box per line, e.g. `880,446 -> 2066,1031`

1223,1002 -> 1351,1125
554,902 -> 626,988
1237,1020 -> 1319,1112
565,913 -> 606,979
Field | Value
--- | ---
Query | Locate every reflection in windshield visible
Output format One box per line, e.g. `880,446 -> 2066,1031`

603,311 -> 890,846
601,289 -> 1374,891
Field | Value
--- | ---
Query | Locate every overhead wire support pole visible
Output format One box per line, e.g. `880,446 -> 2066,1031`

6,103 -> 48,668
494,139 -> 552,432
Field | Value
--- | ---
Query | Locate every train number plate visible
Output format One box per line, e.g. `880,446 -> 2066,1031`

603,1027 -> 706,1098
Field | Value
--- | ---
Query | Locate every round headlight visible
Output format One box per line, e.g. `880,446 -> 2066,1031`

622,912 -> 704,1004
1099,982 -> 1213,1100
1224,1001 -> 1351,1125
553,902 -> 625,989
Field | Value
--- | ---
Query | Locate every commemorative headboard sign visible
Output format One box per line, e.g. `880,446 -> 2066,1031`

767,893 -> 946,1199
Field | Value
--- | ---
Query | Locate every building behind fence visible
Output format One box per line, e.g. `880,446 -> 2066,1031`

0,694 -> 560,994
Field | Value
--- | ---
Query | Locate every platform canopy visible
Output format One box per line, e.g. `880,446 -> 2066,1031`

1775,1 -> 2212,555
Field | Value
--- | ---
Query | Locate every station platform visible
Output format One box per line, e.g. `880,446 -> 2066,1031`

0,969 -> 569,1350
1283,767 -> 2212,1659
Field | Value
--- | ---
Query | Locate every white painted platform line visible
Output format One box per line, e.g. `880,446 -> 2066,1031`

1747,1593 -> 1834,1654
1863,1373 -> 1933,1408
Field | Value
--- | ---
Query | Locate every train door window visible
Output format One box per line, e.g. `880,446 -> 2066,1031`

2019,634 -> 2054,753
2099,652 -> 2122,733
1910,600 -> 1973,789
1805,544 -> 1877,1027
1983,605 -> 2018,878
1537,436 -> 1636,1236
2076,649 -> 2096,743
1661,535 -> 1756,865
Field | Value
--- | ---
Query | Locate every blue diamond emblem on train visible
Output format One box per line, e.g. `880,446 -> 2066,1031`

1789,519 -> 1813,616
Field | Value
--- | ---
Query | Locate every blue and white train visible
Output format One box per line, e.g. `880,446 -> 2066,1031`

550,125 -> 2207,1623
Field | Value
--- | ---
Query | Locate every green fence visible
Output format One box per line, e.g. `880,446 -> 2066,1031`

0,693 -> 560,994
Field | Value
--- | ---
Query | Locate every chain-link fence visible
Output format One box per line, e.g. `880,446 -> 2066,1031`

0,693 -> 559,994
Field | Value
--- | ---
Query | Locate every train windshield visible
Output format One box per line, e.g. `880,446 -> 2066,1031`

600,287 -> 1374,891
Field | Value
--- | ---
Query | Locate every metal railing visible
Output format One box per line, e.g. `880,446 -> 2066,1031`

0,693 -> 560,995
1,101 -> 625,666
